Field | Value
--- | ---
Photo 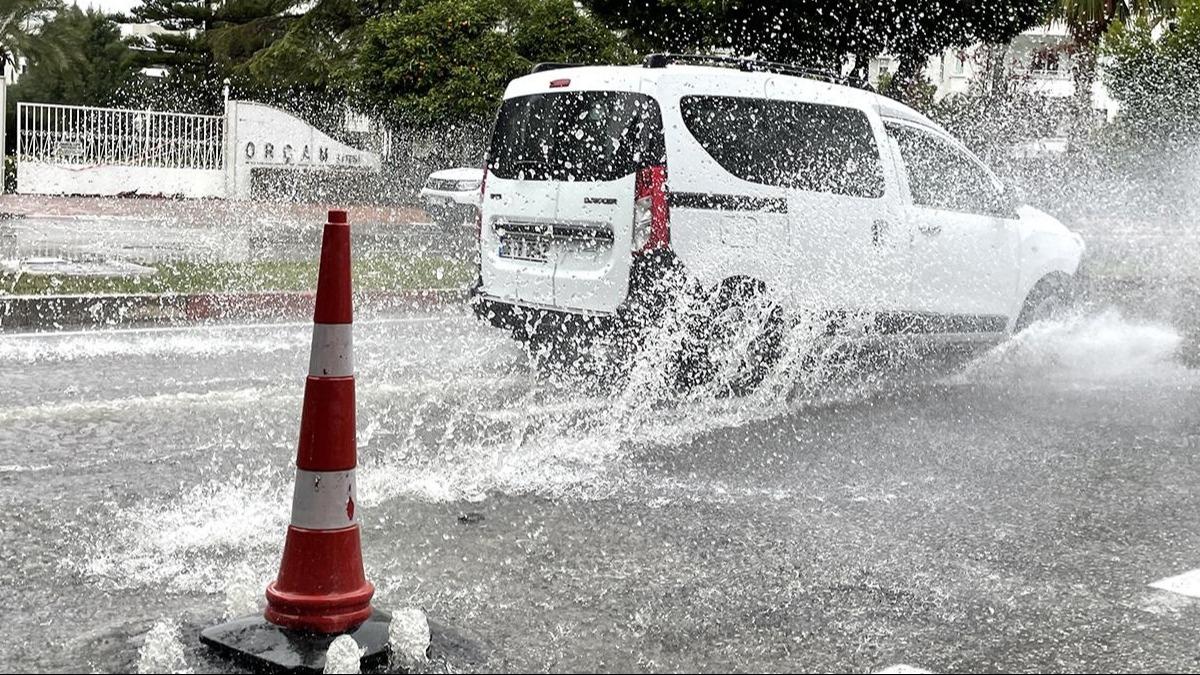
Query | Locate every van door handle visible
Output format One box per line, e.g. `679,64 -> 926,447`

918,223 -> 942,236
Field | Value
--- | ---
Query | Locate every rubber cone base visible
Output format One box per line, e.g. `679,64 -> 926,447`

200,609 -> 391,673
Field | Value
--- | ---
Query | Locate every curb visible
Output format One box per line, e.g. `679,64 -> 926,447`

0,288 -> 468,330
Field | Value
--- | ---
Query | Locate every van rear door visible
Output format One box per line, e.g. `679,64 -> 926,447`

482,89 -> 664,314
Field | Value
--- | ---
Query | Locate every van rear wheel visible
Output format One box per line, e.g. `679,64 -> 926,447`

700,278 -> 784,395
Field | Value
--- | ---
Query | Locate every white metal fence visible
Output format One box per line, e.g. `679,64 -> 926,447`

17,102 -> 225,170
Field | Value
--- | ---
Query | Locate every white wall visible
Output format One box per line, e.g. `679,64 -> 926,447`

16,99 -> 382,200
18,162 -> 225,198
224,101 -> 382,200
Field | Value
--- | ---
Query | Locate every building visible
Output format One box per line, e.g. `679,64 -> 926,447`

868,22 -> 1121,155
117,22 -> 173,78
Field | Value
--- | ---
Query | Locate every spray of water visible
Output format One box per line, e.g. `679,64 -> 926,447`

950,308 -> 1185,386
388,607 -> 432,671
67,304 -> 1192,596
0,325 -> 309,365
135,618 -> 191,674
323,635 -> 365,675
78,474 -> 287,593
223,561 -> 272,619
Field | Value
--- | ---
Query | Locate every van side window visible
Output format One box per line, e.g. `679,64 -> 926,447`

885,122 -> 1010,218
489,91 -> 664,182
679,95 -> 884,198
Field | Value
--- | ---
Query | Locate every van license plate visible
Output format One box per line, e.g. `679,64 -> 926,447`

498,236 -> 549,262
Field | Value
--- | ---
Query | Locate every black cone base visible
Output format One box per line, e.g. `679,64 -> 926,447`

200,609 -> 391,673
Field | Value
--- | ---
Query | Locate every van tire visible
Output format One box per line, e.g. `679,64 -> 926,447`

701,278 -> 784,395
1014,274 -> 1074,332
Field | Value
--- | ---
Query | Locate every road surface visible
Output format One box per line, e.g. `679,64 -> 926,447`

2,304 -> 1199,672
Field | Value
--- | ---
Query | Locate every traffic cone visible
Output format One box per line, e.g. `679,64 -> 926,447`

265,207 -> 372,633
201,210 -> 391,673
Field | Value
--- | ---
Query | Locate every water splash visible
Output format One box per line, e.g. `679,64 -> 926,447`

223,561 -> 272,619
69,312 -> 910,593
78,474 -> 287,593
323,635 -> 365,674
135,618 -> 191,674
950,308 -> 1187,386
388,607 -> 431,671
0,326 -> 308,364
0,386 -> 283,423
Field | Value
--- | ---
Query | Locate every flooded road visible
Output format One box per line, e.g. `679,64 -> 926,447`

2,306 -> 1199,672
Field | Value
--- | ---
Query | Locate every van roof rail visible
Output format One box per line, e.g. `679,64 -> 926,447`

530,62 -> 581,74
642,53 -> 852,87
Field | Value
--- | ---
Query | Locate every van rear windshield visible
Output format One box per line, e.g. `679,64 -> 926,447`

680,95 -> 884,198
488,91 -> 664,182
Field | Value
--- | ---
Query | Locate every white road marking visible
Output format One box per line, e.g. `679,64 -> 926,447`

875,666 -> 932,674
0,314 -> 458,340
1149,568 -> 1200,598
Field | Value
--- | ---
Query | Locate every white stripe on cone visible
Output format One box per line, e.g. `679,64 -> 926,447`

308,323 -> 354,378
289,468 -> 358,530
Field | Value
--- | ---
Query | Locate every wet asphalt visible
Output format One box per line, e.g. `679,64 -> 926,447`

2,285 -> 1199,672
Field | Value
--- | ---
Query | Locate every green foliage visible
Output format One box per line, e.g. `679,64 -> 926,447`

876,71 -> 938,111
351,0 -> 630,128
582,0 -> 1053,74
0,0 -> 65,70
241,0 -> 402,88
10,7 -> 137,107
126,0 -> 309,110
1101,0 -> 1200,144
4,0 -> 1068,131
1046,0 -> 1173,45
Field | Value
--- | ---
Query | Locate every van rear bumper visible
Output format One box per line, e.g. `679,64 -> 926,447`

471,286 -> 618,340
472,289 -> 617,319
471,251 -> 683,337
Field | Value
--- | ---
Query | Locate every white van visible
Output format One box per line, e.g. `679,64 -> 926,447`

472,54 -> 1085,386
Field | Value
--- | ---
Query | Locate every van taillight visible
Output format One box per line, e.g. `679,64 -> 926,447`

633,165 -> 669,253
477,165 -> 488,242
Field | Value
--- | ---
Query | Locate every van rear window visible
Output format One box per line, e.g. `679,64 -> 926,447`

488,91 -> 664,182
680,96 -> 884,198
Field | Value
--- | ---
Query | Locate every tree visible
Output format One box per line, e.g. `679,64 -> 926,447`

240,0 -> 403,88
582,1 -> 1053,82
10,7 -> 137,106
1101,0 -> 1200,143
350,0 -> 630,127
1046,0 -> 1175,144
0,0 -> 68,72
126,0 -> 308,110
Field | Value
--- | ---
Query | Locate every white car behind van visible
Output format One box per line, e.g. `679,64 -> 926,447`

420,167 -> 483,228
472,54 -> 1085,390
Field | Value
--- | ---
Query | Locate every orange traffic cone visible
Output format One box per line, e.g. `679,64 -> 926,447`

201,210 -> 391,672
